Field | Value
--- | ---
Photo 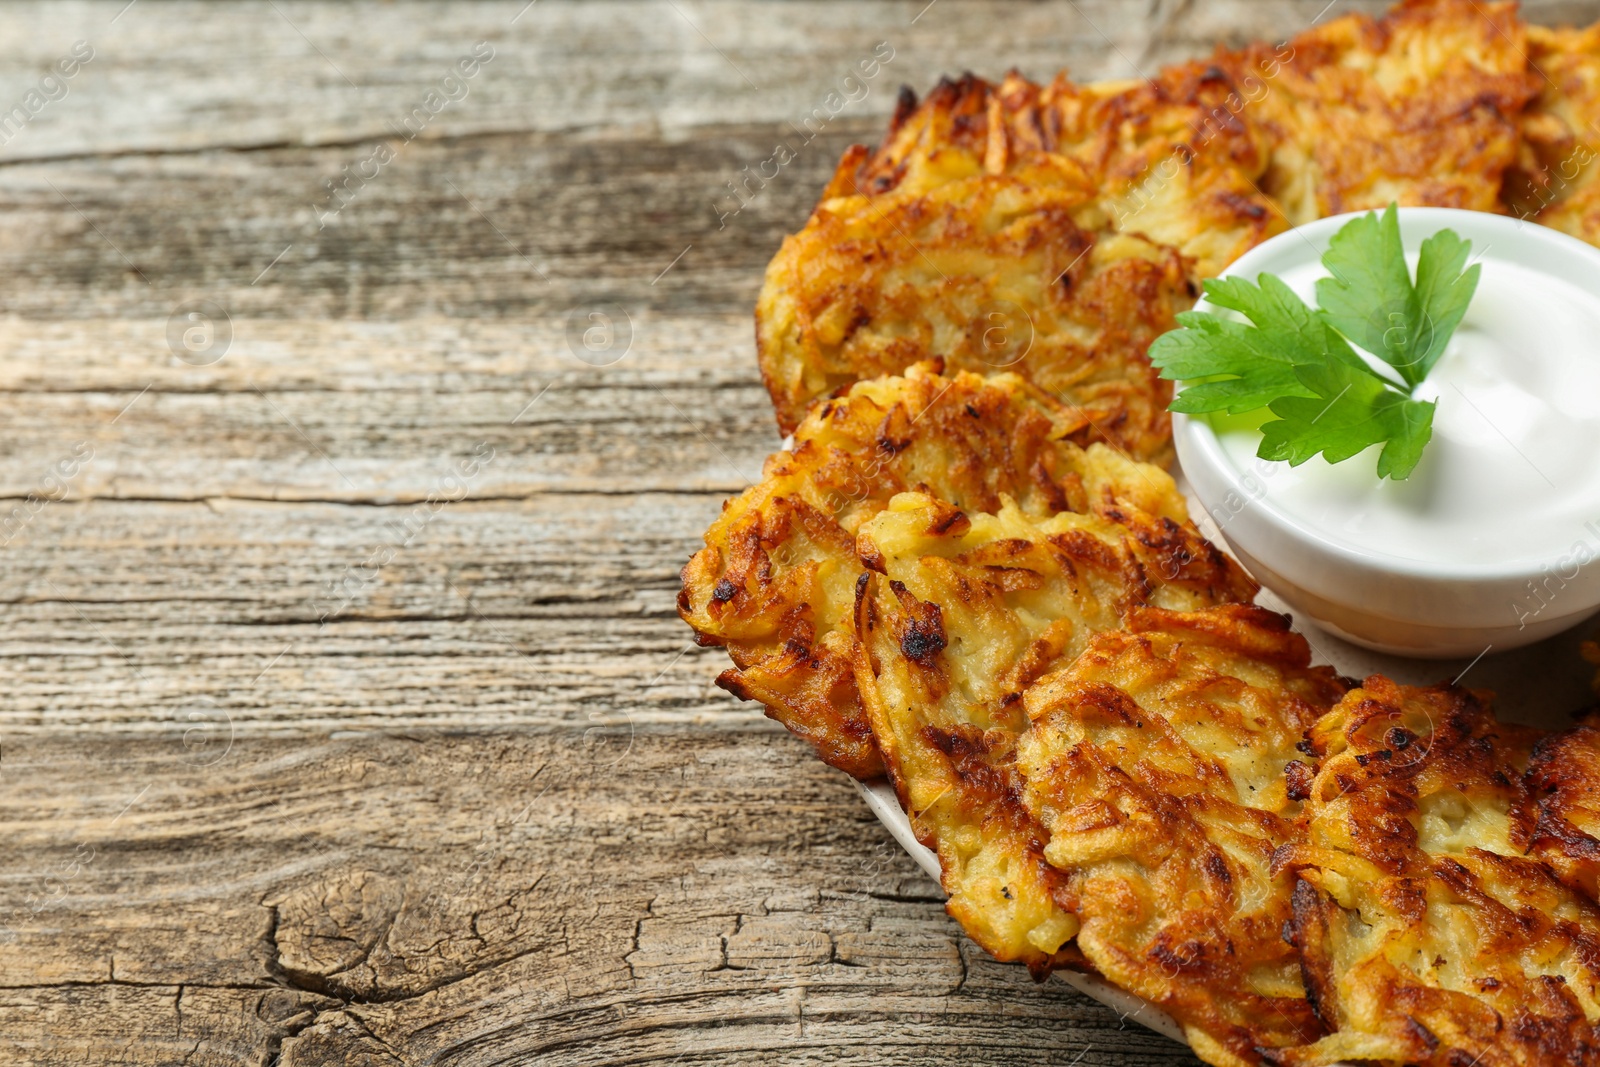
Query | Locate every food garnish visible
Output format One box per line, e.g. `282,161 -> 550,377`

1149,204 -> 1481,480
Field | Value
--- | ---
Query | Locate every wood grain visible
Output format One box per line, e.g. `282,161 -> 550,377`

4,1 -> 1599,1063
0,1 -> 1403,162
0,729 -> 1207,1066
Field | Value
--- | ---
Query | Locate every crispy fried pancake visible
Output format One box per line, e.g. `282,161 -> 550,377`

851,498 -> 1260,974
1013,608 -> 1346,1067
1225,0 -> 1539,226
756,167 -> 1188,459
1506,23 -> 1600,245
848,67 -> 1284,276
1031,63 -> 1285,276
1273,678 -> 1600,1067
757,63 -> 1285,441
1527,713 -> 1600,904
678,365 -> 1204,778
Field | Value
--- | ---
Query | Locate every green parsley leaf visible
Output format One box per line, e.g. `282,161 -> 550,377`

1150,275 -> 1347,414
1409,227 -> 1481,382
1315,203 -> 1480,388
1258,356 -> 1437,480
1149,203 -> 1478,481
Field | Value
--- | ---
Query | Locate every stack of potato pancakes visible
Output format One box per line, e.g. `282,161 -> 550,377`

680,3 -> 1600,1064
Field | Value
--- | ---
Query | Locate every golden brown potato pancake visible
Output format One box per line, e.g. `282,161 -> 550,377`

1273,678 -> 1600,1067
1506,22 -> 1600,245
852,501 -> 1261,976
756,63 -> 1285,442
1013,608 -> 1346,1067
1527,713 -> 1600,904
756,165 -> 1188,461
847,66 -> 1285,277
1225,0 -> 1539,226
678,365 -> 1226,779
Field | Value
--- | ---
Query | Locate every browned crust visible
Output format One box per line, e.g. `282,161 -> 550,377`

1221,0 -> 1539,226
839,64 -> 1277,228
853,568 -> 1087,975
846,487 -> 1262,975
1504,21 -> 1600,245
1270,678 -> 1600,1067
754,167 -> 1189,449
1012,613 -> 1347,1065
753,57 -> 1289,442
678,365 -> 1246,779
1527,714 -> 1600,903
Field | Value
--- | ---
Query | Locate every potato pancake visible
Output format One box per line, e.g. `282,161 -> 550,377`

756,63 -> 1284,442
852,501 -> 1259,974
1012,608 -> 1347,1067
1035,63 -> 1286,277
1225,0 -> 1539,226
1506,22 -> 1600,245
1273,678 -> 1600,1067
1527,714 -> 1600,904
756,166 -> 1189,460
847,66 -> 1284,277
678,364 -> 1214,779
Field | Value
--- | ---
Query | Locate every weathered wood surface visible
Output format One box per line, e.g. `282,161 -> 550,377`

3,2 -> 1599,1064
0,729 -> 1214,1066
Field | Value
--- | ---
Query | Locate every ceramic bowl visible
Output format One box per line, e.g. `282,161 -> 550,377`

1174,208 -> 1600,657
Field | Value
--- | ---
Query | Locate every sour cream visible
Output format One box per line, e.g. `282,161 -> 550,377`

1208,254 -> 1600,567
1175,208 -> 1600,656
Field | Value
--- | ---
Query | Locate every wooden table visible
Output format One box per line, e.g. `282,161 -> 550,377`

3,2 -> 1596,1063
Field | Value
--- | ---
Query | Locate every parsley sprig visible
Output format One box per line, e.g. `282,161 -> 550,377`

1149,204 -> 1480,480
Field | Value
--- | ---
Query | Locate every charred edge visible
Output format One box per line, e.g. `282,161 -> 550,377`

1402,1015 -> 1441,1054
715,670 -> 755,701
887,579 -> 947,668
889,85 -> 919,134
1284,760 -> 1314,802
1203,851 -> 1232,888
900,615 -> 947,666
928,505 -> 971,537
1532,806 -> 1600,862
1217,189 -> 1269,220
921,723 -> 986,762
853,572 -> 879,666
1289,879 -> 1331,1029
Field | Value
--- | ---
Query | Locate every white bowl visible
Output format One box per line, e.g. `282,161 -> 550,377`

1173,208 -> 1600,658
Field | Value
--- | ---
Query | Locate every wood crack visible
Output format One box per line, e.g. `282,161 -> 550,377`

259,896 -> 572,1009
342,1010 -> 411,1067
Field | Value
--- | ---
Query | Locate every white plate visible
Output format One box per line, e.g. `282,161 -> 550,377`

855,463 -> 1598,1052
